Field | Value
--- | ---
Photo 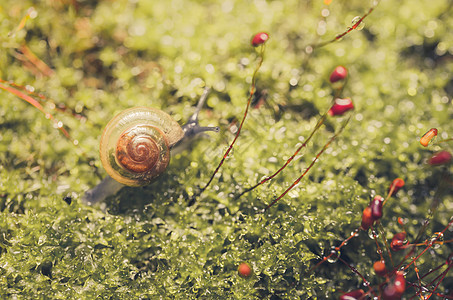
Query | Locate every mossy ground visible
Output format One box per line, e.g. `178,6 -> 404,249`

0,0 -> 452,298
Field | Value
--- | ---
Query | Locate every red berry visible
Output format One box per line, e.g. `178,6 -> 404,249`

390,232 -> 407,251
328,98 -> 354,116
361,206 -> 374,230
251,32 -> 269,47
388,178 -> 405,196
370,195 -> 384,220
340,289 -> 365,300
428,150 -> 452,166
238,262 -> 252,278
329,65 -> 348,83
373,261 -> 387,277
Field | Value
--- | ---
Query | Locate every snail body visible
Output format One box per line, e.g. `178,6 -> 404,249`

83,88 -> 219,204
100,107 -> 184,186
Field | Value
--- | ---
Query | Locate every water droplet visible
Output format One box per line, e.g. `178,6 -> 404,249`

351,16 -> 365,31
430,232 -> 444,248
419,290 -> 430,300
28,7 -> 38,19
327,247 -> 340,263
368,229 -> 379,239
398,266 -> 408,276
25,85 -> 35,92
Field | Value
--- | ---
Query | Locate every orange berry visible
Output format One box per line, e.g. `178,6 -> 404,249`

238,262 -> 252,278
373,261 -> 387,277
420,128 -> 437,147
361,206 -> 374,230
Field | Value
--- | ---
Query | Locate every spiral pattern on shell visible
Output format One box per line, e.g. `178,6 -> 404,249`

116,125 -> 165,174
100,107 -> 184,186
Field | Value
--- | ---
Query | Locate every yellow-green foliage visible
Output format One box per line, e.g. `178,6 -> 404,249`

0,0 -> 452,298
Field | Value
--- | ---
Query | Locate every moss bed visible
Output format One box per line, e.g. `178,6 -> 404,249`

1,0 -> 452,298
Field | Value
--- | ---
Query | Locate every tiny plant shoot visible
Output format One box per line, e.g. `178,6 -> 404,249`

235,66 -> 354,207
199,32 -> 269,194
0,79 -> 73,142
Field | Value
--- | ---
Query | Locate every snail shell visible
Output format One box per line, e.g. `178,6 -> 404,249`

99,107 -> 184,187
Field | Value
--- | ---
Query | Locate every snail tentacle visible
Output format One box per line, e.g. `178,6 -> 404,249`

177,88 -> 220,147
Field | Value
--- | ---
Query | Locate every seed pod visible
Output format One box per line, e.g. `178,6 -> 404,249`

370,195 -> 384,220
373,261 -> 387,277
383,271 -> 406,300
328,98 -> 354,116
394,271 -> 406,294
361,206 -> 374,230
388,178 -> 405,196
391,232 -> 407,251
420,128 -> 437,147
329,65 -> 348,83
251,32 -> 269,47
428,150 -> 452,166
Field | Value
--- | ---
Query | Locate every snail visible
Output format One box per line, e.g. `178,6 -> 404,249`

82,88 -> 219,204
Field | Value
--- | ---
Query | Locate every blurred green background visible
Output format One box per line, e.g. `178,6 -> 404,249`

0,0 -> 452,298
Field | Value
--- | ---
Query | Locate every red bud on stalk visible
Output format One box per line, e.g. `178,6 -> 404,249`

390,232 -> 407,251
328,98 -> 354,116
420,128 -> 437,147
370,195 -> 384,220
388,178 -> 405,196
428,150 -> 452,166
329,65 -> 348,83
373,261 -> 387,277
251,32 -> 269,47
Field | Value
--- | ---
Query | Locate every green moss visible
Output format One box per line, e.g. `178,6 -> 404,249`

1,0 -> 452,298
